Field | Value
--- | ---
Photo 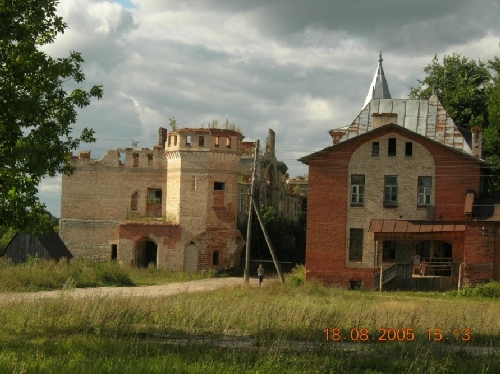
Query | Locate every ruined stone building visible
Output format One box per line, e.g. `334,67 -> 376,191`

300,54 -> 500,291
60,126 -> 303,271
236,129 -> 303,226
60,128 -> 245,271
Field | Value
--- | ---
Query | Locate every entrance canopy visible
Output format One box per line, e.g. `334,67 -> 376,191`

369,219 -> 465,233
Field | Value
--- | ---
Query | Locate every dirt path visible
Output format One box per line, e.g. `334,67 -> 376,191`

1,277 -> 267,301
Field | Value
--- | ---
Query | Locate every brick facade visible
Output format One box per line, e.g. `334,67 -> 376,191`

302,123 -> 497,290
60,128 -> 244,272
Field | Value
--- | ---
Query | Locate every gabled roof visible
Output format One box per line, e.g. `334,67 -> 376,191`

330,95 -> 473,155
1,231 -> 73,260
300,123 -> 481,164
363,52 -> 391,108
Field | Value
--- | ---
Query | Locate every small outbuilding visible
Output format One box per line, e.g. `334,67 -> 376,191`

1,231 -> 73,264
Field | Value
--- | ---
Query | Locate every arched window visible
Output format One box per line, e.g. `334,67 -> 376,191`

131,191 -> 138,211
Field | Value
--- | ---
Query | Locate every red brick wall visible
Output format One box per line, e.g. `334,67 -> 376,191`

304,125 -> 482,289
463,222 -> 495,284
305,137 -> 367,287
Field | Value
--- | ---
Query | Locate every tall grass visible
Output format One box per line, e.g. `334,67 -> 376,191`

0,258 -> 220,291
0,264 -> 499,372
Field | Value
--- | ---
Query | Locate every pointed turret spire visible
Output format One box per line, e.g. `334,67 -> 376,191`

363,52 -> 391,108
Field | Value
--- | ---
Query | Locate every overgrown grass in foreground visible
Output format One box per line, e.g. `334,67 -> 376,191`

1,272 -> 500,373
0,258 -> 220,291
1,335 -> 498,374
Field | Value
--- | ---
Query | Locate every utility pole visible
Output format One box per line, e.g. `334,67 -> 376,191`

244,140 -> 259,284
253,199 -> 285,285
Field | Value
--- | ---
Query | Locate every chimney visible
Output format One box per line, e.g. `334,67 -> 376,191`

471,127 -> 483,159
329,130 -> 345,145
372,113 -> 397,129
78,151 -> 91,159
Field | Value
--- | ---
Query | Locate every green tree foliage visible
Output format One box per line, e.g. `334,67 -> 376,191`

0,0 -> 103,233
410,53 -> 500,192
484,78 -> 500,192
409,53 -> 492,128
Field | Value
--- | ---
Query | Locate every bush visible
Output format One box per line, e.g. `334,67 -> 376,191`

473,281 -> 500,298
286,265 -> 305,288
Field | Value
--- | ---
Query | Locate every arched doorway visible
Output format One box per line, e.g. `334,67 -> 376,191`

184,242 -> 198,273
136,239 -> 157,268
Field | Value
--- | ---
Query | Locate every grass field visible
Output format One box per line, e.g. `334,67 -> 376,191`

0,262 -> 499,373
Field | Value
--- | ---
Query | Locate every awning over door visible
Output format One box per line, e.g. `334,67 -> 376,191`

369,219 -> 465,233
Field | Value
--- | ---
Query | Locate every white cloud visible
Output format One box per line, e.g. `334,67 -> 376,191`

31,0 -> 500,216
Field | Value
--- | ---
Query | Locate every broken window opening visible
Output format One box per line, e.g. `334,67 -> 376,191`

388,138 -> 396,156
405,142 -> 413,157
186,135 -> 192,146
147,154 -> 153,166
133,153 -> 139,167
111,244 -> 118,260
214,182 -> 225,190
214,136 -> 220,147
199,136 -> 205,146
147,189 -> 162,204
372,142 -> 379,157
131,191 -> 139,211
226,137 -> 231,148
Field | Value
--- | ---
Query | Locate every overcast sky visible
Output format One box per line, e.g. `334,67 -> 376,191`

38,0 -> 500,217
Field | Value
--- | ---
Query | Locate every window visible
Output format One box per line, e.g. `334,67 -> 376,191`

147,189 -> 162,204
133,153 -> 139,167
214,136 -> 220,147
147,154 -> 153,166
173,136 -> 177,146
388,138 -> 396,156
372,142 -> 379,157
111,244 -> 117,260
199,136 -> 205,146
214,181 -> 225,190
405,142 -> 413,157
350,175 -> 365,206
382,241 -> 397,262
349,228 -> 363,261
384,176 -> 398,207
226,137 -> 231,148
186,135 -> 191,146
168,136 -> 171,147
417,176 -> 432,206
213,251 -> 219,266
131,191 -> 138,211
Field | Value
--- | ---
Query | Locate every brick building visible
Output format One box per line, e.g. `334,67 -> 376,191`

60,127 -> 245,271
237,129 -> 303,226
300,54 -> 500,290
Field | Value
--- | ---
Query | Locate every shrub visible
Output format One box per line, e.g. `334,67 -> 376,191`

473,281 -> 500,298
286,264 -> 305,288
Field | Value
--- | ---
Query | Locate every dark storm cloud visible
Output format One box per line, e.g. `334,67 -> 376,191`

166,0 -> 499,54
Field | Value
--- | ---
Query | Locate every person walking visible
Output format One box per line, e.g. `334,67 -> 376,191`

257,264 -> 264,286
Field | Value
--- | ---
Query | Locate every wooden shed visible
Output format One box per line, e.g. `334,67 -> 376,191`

1,231 -> 73,263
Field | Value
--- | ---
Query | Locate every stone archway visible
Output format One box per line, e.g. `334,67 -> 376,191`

184,242 -> 198,273
135,239 -> 158,268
